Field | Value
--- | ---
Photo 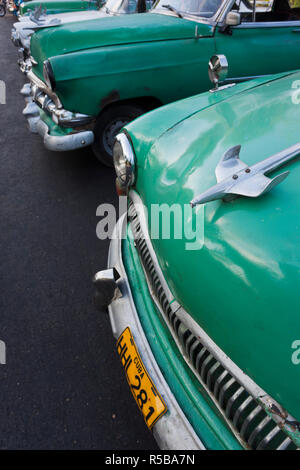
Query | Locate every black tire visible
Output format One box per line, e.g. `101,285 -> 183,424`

92,104 -> 145,167
0,4 -> 6,16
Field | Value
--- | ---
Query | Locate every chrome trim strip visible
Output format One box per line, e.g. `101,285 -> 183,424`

224,74 -> 268,83
235,20 -> 300,28
107,214 -> 205,450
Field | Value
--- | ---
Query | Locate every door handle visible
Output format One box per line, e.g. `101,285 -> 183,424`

292,29 -> 300,33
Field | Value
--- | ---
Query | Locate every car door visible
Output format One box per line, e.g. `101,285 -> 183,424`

214,0 -> 300,80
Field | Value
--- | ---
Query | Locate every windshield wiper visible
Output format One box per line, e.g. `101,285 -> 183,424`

162,4 -> 183,18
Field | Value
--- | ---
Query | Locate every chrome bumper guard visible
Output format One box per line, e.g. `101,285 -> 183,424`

17,48 -> 32,74
12,25 -> 32,74
21,82 -> 94,151
95,213 -> 205,451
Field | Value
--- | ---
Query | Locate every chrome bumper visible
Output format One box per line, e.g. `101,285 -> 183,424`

36,118 -> 94,152
21,79 -> 94,152
100,213 -> 205,451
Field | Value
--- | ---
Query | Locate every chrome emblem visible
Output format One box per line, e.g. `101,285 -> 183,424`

190,142 -> 300,207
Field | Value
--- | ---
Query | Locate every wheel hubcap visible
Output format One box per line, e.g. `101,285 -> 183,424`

103,118 -> 129,156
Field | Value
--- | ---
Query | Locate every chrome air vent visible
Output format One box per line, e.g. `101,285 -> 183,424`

128,200 -> 298,451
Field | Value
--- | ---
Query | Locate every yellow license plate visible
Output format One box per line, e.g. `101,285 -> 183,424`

117,327 -> 167,429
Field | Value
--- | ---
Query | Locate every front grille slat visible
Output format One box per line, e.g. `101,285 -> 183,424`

240,406 -> 262,440
195,347 -> 209,374
256,425 -> 282,450
276,436 -> 295,450
206,361 -> 223,391
189,340 -> 203,367
248,416 -> 272,448
218,377 -> 237,409
214,370 -> 231,400
128,201 -> 299,450
225,386 -> 245,419
232,396 -> 254,429
200,354 -> 215,382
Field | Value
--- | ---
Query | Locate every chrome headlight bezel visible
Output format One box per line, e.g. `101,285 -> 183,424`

43,59 -> 56,91
113,133 -> 136,189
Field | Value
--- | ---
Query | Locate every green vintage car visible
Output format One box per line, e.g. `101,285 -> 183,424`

93,60 -> 300,450
22,0 -> 300,165
18,0 -> 101,17
13,0 -> 153,74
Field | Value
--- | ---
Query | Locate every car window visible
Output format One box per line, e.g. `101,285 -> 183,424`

232,0 -> 300,22
153,0 -> 226,18
104,0 -> 154,13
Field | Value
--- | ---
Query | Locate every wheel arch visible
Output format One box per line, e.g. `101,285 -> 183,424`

98,95 -> 163,118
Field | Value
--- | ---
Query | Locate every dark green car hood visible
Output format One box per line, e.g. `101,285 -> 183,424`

20,0 -> 96,15
30,13 -> 211,68
131,72 -> 300,429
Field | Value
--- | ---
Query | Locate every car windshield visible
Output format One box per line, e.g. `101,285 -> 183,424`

103,0 -> 153,13
153,0 -> 225,18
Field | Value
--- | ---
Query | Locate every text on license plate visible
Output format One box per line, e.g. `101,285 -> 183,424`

117,327 -> 167,429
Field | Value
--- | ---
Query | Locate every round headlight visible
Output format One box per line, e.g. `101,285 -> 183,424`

43,60 -> 56,91
113,133 -> 136,190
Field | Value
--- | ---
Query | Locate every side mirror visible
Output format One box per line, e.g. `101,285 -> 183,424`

208,55 -> 228,92
225,11 -> 241,26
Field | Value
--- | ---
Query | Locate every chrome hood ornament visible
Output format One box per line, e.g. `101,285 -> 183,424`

190,142 -> 300,207
29,5 -> 61,27
29,4 -> 47,23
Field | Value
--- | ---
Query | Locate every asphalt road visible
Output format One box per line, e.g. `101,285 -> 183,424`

0,14 -> 158,450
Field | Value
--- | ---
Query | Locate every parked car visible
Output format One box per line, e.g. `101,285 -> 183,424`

93,56 -> 300,450
21,0 -> 300,165
18,0 -> 101,17
12,0 -> 153,74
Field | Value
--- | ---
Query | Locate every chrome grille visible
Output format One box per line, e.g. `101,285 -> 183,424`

128,201 -> 298,450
